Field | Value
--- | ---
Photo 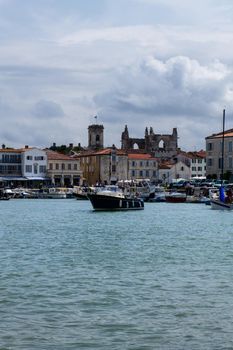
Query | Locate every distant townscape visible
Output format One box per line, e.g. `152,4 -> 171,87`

0,123 -> 232,188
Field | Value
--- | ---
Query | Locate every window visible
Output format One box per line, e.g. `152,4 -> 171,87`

229,158 -> 233,169
25,165 -> 32,172
198,159 -> 202,163
146,161 -> 149,167
198,167 -> 202,171
27,156 -> 33,160
207,158 -> 213,166
153,170 -> 157,177
146,170 -> 149,177
139,170 -> 143,177
132,161 -> 136,167
192,167 -> 196,171
140,161 -> 143,167
192,159 -> 196,163
112,165 -> 116,172
62,163 -> 65,170
68,164 -> 71,170
34,164 -> 38,174
180,166 -> 184,171
207,143 -> 213,151
39,165 -> 46,173
56,163 -> 59,170
49,163 -> 53,170
132,170 -> 135,177
34,156 -> 44,161
74,163 -> 77,170
229,141 -> 233,152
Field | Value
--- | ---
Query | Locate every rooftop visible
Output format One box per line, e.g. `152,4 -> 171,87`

206,128 -> 233,139
46,150 -> 77,161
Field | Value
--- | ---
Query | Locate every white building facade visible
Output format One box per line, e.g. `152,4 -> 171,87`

159,161 -> 191,184
21,147 -> 47,179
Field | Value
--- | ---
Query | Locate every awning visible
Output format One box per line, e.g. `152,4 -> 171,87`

0,176 -> 27,181
26,177 -> 48,181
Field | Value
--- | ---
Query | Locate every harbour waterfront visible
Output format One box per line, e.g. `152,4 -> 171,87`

1,200 -> 233,349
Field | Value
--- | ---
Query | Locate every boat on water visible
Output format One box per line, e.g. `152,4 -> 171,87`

165,192 -> 187,203
147,186 -> 166,202
74,186 -> 95,200
88,185 -> 144,211
210,198 -> 233,210
0,189 -> 10,200
117,179 -> 156,202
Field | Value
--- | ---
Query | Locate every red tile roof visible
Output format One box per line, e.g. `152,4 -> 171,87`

74,148 -> 127,157
46,150 -> 76,161
206,128 -> 233,139
128,153 -> 157,160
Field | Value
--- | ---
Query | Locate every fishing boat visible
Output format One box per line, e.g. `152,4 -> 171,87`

88,185 -> 144,211
210,109 -> 233,210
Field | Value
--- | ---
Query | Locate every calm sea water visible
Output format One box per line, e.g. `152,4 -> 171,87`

1,199 -> 233,349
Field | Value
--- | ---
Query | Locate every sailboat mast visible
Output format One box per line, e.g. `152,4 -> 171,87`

221,109 -> 225,183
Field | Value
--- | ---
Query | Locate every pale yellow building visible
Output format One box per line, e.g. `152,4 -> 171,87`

46,150 -> 83,186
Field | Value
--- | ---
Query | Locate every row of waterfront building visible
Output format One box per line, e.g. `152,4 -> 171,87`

0,123 -> 231,187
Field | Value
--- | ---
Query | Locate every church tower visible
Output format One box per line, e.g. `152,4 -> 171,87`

121,125 -> 129,150
88,124 -> 104,150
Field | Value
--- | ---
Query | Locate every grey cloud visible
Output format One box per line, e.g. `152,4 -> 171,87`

32,100 -> 65,119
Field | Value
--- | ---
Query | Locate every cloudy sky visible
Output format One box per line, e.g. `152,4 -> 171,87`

1,0 -> 233,150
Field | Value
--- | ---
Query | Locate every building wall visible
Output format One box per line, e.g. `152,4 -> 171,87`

22,148 -> 47,178
159,161 -> 191,184
100,154 -> 128,184
206,136 -> 233,178
128,158 -> 158,181
0,151 -> 22,176
190,158 -> 206,178
47,158 -> 82,186
79,155 -> 100,186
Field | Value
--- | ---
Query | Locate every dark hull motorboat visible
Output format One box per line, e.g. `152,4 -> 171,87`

88,193 -> 144,211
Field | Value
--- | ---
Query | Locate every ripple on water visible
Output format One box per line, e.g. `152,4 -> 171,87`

1,200 -> 233,349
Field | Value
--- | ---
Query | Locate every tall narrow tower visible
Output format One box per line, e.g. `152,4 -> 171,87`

88,124 -> 104,149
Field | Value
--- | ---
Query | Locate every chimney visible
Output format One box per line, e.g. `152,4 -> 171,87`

25,145 -> 29,149
69,143 -> 73,149
2,144 -> 5,149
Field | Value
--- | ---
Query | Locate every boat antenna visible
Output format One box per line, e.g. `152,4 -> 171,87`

221,109 -> 225,184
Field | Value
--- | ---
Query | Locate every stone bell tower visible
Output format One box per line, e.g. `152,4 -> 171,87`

88,124 -> 104,150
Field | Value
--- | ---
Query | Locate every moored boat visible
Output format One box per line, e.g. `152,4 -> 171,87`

210,198 -> 233,210
165,192 -> 186,203
88,185 -> 144,211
